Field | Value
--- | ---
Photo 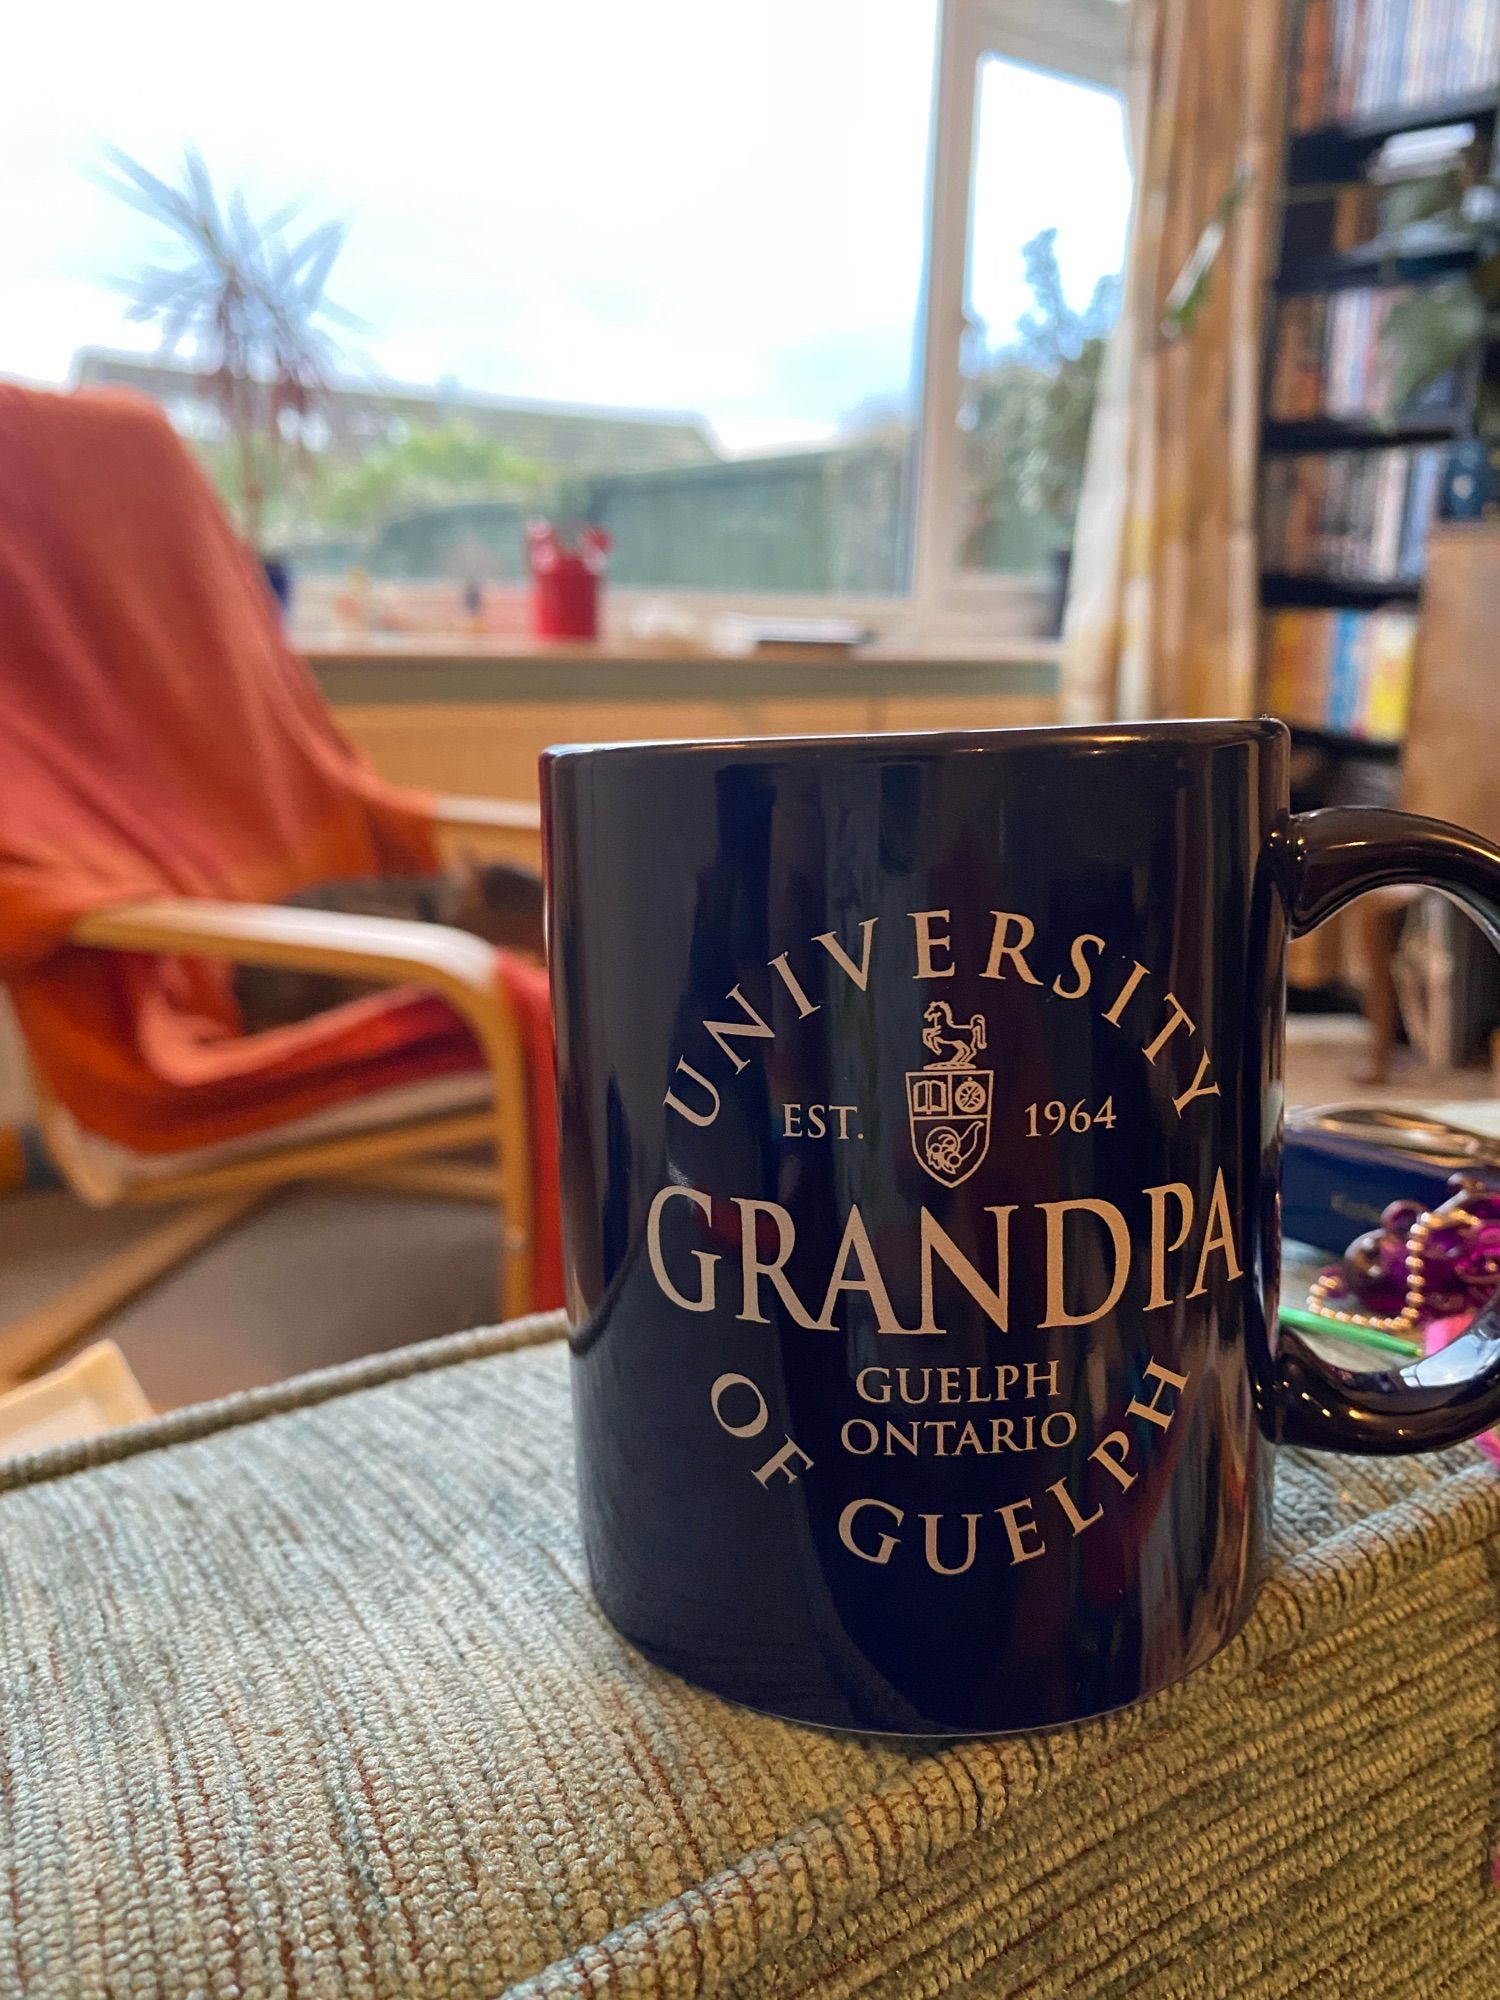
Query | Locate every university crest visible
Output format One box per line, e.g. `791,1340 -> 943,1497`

906,1002 -> 993,1188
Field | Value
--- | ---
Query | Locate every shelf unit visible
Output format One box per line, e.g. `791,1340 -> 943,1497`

1286,86 -> 1500,178
1276,229 -> 1477,294
1260,572 -> 1421,608
1259,22 -> 1499,765
1262,414 -> 1464,452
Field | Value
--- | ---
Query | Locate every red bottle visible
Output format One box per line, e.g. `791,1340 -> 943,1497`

527,523 -> 611,641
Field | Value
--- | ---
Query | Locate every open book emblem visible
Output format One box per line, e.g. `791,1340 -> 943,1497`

905,1004 -> 992,1188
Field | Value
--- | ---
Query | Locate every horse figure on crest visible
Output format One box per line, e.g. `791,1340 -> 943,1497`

921,1001 -> 987,1070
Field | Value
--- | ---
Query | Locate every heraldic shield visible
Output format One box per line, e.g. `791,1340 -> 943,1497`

906,1003 -> 993,1188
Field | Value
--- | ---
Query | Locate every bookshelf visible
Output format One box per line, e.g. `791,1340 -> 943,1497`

1261,2 -> 1500,764
1276,228 -> 1477,292
1287,83 -> 1500,176
1263,415 -> 1464,449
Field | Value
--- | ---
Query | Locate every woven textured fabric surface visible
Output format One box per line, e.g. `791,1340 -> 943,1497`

1,1311 -> 1497,1999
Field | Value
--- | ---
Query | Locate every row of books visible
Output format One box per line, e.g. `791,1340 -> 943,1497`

1261,445 -> 1444,578
1263,607 -> 1417,738
1269,286 -> 1457,421
1292,0 -> 1500,130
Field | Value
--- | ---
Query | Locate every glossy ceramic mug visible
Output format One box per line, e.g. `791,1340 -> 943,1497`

543,719 -> 1500,1735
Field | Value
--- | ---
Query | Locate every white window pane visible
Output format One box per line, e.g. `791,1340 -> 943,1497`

957,54 -> 1132,576
5,0 -> 937,609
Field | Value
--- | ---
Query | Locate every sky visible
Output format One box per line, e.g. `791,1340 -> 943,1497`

4,1 -> 1132,456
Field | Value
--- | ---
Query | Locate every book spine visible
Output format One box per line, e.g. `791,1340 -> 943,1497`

1323,455 -> 1344,573
1272,460 -> 1296,572
1400,446 -> 1443,574
1442,0 -> 1460,93
1268,611 -> 1338,725
1344,456 -> 1368,576
1267,612 -> 1304,721
1274,612 -> 1301,723
1310,455 -> 1332,568
1472,0 -> 1496,89
1366,612 -> 1418,737
1304,296 -> 1331,416
1487,0 -> 1500,88
1308,612 -> 1337,724
1357,613 -> 1380,735
1278,460 -> 1297,569
1408,0 -> 1433,99
1428,0 -> 1455,95
1354,613 -> 1380,733
1392,0 -> 1416,105
1354,454 -> 1375,578
1357,0 -> 1391,109
1360,454 -> 1380,575
1328,611 -> 1359,728
1460,0 -> 1482,88
1329,0 -> 1356,109
1371,450 -> 1403,578
1396,455 -> 1419,578
1345,0 -> 1372,110
1294,0 -> 1334,126
1271,301 -> 1299,418
1290,456 -> 1312,569
1435,0 -> 1454,95
1447,0 -> 1472,91
1336,290 -> 1360,414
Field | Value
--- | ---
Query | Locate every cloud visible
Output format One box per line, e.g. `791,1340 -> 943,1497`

2,1 -> 1130,446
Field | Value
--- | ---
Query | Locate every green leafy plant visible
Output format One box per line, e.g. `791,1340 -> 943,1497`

1013,348 -> 1108,526
101,146 -> 352,544
307,420 -> 542,529
963,229 -> 1118,561
1377,170 -> 1500,424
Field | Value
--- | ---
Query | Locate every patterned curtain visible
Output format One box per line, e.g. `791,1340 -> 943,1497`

1061,0 -> 1290,722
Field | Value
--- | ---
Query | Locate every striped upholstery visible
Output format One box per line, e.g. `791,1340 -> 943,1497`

1,1312 -> 1497,1997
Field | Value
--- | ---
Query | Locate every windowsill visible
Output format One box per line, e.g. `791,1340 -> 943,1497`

295,632 -> 1064,669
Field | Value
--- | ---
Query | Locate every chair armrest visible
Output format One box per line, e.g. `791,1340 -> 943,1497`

71,897 -> 502,1015
431,795 -> 541,837
69,897 -> 537,1312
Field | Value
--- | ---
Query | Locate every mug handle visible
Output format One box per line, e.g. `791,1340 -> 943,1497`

1273,805 -> 1500,1454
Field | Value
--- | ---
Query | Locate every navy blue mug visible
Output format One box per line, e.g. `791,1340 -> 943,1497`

543,720 -> 1500,1735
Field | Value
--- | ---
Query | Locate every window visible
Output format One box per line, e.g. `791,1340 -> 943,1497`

5,0 -> 1130,641
910,0 -> 1131,636
956,56 -> 1131,575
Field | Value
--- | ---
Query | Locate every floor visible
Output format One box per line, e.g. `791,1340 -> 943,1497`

0,1017 -> 1492,1415
0,1184 -> 503,1411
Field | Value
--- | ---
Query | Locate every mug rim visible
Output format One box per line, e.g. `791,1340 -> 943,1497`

541,714 -> 1288,770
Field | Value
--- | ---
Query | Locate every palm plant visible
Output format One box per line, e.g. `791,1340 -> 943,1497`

101,147 -> 351,545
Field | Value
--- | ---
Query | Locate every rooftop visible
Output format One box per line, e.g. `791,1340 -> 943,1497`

70,348 -> 723,473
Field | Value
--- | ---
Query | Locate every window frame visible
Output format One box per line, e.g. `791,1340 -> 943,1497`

895,0 -> 1129,648
597,1 -> 1129,656
264,1 -> 1131,651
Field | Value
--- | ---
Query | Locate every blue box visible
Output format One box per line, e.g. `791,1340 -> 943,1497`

1283,1128 -> 1459,1256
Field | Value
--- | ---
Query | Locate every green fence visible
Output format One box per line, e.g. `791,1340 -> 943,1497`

289,442 -> 908,593
287,434 -> 1056,592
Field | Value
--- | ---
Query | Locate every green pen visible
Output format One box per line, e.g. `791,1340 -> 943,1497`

1278,1301 -> 1423,1361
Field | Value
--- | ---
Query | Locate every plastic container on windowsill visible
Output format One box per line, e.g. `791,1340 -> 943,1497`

526,523 -> 611,642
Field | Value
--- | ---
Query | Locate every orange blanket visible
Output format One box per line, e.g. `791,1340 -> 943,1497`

0,383 -> 561,1307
